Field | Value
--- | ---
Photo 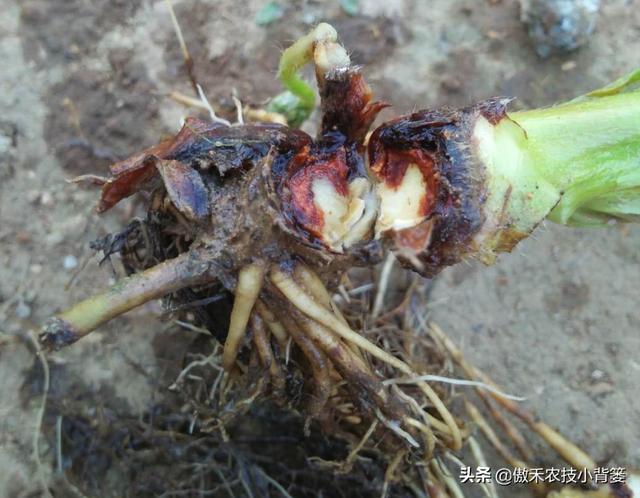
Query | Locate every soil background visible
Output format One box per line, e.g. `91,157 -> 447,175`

0,0 -> 639,497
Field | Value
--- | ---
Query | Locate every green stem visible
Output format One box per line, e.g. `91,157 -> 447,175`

479,70 -> 640,233
276,36 -> 317,113
269,23 -> 340,127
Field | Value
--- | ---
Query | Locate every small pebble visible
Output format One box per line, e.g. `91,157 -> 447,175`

520,0 -> 600,58
301,11 -> 317,25
63,254 -> 79,270
40,191 -> 54,207
30,263 -> 43,274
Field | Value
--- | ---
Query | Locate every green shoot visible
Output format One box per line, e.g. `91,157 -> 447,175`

476,69 -> 640,242
267,23 -> 341,127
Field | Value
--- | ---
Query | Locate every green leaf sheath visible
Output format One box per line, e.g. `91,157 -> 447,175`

496,70 -> 640,227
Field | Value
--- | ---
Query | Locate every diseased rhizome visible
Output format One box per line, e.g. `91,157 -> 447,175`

39,22 -> 640,476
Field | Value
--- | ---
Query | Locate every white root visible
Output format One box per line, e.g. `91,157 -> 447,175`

468,436 -> 500,498
293,264 -> 353,332
197,84 -> 232,127
344,420 -> 379,469
169,348 -> 222,391
372,252 -> 395,318
271,265 -> 463,450
293,310 -> 370,374
231,92 -> 244,125
464,401 -> 528,470
405,417 -> 437,457
252,313 -> 285,391
382,451 -> 406,498
392,385 -> 436,456
425,414 -> 455,438
271,266 -> 408,372
255,300 -> 289,347
429,322 -> 595,469
222,262 -> 265,371
168,91 -> 288,125
464,401 -> 548,495
383,374 -> 526,402
375,409 -> 420,449
416,382 -> 463,451
294,264 -> 332,308
294,265 -> 331,309
275,307 -> 335,420
431,459 -> 466,498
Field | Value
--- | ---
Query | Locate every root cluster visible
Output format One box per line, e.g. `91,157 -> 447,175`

38,214 -> 626,496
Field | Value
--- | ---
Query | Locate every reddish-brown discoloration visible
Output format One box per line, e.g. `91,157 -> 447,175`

97,118 -> 311,213
284,145 -> 350,240
320,70 -> 388,143
98,118 -> 226,212
109,118 -> 221,177
99,156 -> 159,212
418,191 -> 433,219
393,218 -> 434,253
367,102 -> 495,277
91,59 -> 501,278
477,97 -> 513,125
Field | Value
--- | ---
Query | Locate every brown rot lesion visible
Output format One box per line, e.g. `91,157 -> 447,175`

38,23 -> 523,460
